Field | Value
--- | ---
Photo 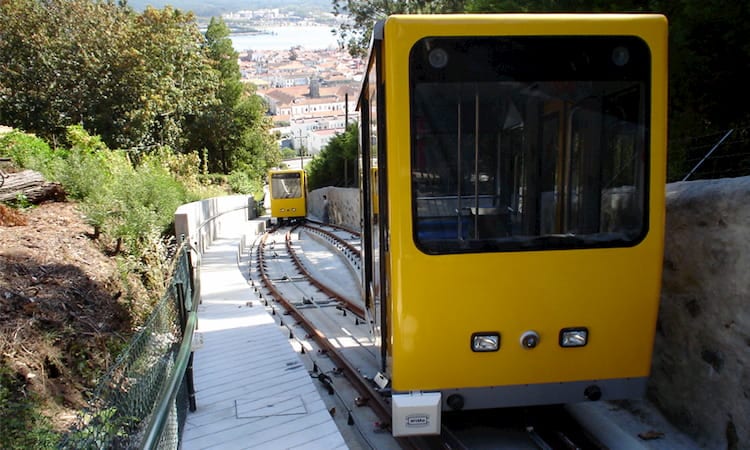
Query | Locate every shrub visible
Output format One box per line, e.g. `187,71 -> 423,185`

280,148 -> 298,159
55,126 -> 125,200
0,131 -> 65,180
227,170 -> 262,195
83,155 -> 189,255
0,365 -> 59,449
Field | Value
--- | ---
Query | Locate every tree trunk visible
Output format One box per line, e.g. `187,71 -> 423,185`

0,170 -> 66,204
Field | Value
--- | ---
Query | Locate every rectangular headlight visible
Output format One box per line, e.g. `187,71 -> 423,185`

471,332 -> 500,352
559,328 -> 588,347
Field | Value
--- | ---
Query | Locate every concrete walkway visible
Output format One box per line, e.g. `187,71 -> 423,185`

180,223 -> 346,450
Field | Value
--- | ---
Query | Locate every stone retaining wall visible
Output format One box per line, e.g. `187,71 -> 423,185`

650,177 -> 750,448
308,187 -> 360,230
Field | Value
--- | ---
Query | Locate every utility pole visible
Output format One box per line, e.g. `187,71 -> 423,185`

344,93 -> 349,187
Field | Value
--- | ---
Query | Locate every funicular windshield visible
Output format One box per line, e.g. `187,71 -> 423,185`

271,172 -> 302,199
410,36 -> 651,254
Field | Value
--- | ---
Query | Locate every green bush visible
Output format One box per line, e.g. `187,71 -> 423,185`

80,150 -> 190,256
227,170 -> 262,195
56,148 -> 110,200
54,126 -> 120,200
197,173 -> 226,186
0,131 -> 65,180
0,128 -> 211,257
0,365 -> 59,449
0,126 -> 275,448
307,123 -> 358,190
280,148 -> 298,159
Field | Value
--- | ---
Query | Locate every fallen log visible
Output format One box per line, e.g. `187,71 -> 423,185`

0,170 -> 66,204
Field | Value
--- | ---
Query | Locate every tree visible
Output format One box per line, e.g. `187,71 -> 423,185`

307,123 -> 358,190
0,1 -> 219,151
464,0 -> 750,179
465,0 -> 653,11
124,6 -> 219,151
332,0 -> 467,57
184,17 -> 279,182
662,1 -> 750,130
0,0 -> 134,143
231,87 -> 281,177
334,0 -> 750,178
184,17 -> 241,173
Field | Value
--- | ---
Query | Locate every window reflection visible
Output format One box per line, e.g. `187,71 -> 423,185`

410,37 -> 649,253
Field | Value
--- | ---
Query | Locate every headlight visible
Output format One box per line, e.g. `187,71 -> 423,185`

559,327 -> 588,347
471,332 -> 500,352
520,330 -> 540,349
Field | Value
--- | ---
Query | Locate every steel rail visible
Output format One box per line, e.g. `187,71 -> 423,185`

257,230 -> 391,423
258,227 -> 473,450
259,225 -> 612,450
301,223 -> 361,267
306,218 -> 361,238
285,225 -> 365,319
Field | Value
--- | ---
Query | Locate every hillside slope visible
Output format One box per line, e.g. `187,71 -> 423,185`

0,201 -> 144,433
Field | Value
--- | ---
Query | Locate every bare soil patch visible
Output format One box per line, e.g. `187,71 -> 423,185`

0,201 -> 140,431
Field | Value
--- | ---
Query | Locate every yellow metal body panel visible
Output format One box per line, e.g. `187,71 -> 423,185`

381,15 -> 668,391
268,169 -> 307,219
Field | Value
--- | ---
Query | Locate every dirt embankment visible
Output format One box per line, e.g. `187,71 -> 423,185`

0,201 -> 143,430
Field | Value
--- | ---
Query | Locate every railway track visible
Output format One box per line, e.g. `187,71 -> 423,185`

248,221 -> 609,450
250,223 -> 398,449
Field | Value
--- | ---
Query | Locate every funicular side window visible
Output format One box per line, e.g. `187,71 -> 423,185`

409,36 -> 651,254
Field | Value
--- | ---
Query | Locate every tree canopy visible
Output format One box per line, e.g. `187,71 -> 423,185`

184,17 -> 280,175
0,0 -> 278,180
307,123 -> 358,190
332,0 -> 467,57
334,0 -> 750,180
0,0 -> 219,151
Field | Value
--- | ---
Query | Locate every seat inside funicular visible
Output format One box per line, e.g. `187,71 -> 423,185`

417,215 -> 470,241
415,195 -> 512,242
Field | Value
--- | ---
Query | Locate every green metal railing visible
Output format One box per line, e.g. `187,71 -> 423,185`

139,241 -> 200,450
59,242 -> 199,450
59,200 -> 254,449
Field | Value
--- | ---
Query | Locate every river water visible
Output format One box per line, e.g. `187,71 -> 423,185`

230,25 -> 340,52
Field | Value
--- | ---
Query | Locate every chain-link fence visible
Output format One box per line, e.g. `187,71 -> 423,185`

668,125 -> 750,182
59,244 -> 197,450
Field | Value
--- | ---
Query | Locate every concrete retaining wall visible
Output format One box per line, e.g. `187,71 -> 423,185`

311,178 -> 750,447
174,195 -> 257,254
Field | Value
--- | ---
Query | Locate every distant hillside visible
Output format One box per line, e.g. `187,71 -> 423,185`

126,0 -> 332,18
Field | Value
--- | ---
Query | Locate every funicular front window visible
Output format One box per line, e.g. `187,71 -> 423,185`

271,173 -> 302,199
409,36 -> 651,254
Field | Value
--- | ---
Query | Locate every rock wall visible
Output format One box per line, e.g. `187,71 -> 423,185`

308,187 -> 360,230
311,179 -> 750,447
650,177 -> 750,449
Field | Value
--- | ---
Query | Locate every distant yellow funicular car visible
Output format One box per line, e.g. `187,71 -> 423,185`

357,14 -> 668,437
268,169 -> 307,224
